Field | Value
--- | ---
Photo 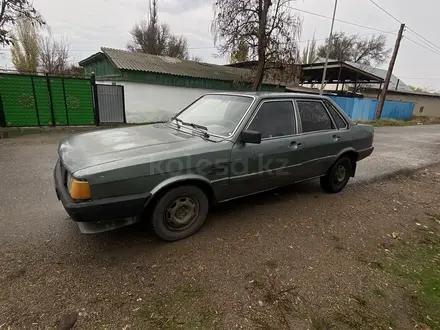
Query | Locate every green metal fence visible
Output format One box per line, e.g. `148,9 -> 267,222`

0,73 -> 96,127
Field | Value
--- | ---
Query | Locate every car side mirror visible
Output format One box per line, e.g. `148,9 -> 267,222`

240,130 -> 261,144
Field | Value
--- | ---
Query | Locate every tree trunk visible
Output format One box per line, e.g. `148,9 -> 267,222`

252,0 -> 269,91
252,55 -> 265,91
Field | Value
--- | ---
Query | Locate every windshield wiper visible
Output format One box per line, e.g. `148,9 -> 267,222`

170,117 -> 210,138
187,123 -> 210,138
172,117 -> 183,128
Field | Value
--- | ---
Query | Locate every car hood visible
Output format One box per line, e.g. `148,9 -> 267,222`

58,124 -> 215,174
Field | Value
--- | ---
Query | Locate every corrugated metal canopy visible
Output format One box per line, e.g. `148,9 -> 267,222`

90,47 -> 262,83
301,60 -> 385,84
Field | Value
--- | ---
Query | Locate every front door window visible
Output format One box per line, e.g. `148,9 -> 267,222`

247,101 -> 296,138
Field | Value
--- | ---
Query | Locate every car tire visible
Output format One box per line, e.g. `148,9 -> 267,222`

151,185 -> 209,241
320,157 -> 352,194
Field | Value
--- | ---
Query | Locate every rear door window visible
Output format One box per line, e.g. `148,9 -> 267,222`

324,100 -> 348,129
296,101 -> 335,133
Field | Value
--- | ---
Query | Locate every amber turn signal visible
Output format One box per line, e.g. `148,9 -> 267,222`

70,179 -> 91,200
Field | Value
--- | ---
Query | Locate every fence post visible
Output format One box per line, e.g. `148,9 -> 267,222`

0,92 -> 6,127
30,76 -> 41,126
61,78 -> 70,125
121,85 -> 127,123
91,73 -> 100,126
45,73 -> 56,127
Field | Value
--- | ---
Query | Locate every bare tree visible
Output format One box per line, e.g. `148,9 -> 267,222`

190,55 -> 203,62
39,34 -> 71,75
212,0 -> 301,90
10,16 -> 39,73
127,0 -> 189,59
317,31 -> 391,66
0,0 -> 45,46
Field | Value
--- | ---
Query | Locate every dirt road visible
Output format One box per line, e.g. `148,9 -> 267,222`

0,125 -> 440,329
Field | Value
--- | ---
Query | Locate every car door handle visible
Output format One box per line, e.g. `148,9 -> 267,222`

332,135 -> 341,141
289,141 -> 302,148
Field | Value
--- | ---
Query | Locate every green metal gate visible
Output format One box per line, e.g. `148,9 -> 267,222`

0,73 -> 96,127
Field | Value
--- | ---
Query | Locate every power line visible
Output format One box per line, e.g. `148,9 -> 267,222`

406,27 -> 440,53
403,35 -> 440,57
0,32 -> 389,56
366,0 -> 440,54
399,77 -> 440,80
290,7 -> 397,34
367,0 -> 401,23
0,47 -> 218,52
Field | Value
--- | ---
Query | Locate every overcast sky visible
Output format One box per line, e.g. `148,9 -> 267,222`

1,0 -> 439,90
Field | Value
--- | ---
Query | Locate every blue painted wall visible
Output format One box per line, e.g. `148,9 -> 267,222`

328,96 -> 415,120
380,101 -> 415,120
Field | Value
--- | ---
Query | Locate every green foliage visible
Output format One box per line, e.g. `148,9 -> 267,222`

230,39 -> 249,63
409,85 -> 437,93
10,17 -> 39,73
385,231 -> 440,329
317,31 -> 391,66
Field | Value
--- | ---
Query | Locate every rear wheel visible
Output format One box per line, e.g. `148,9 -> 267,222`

151,185 -> 209,241
320,157 -> 352,194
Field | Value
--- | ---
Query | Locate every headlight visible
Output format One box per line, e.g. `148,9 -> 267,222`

67,174 -> 91,200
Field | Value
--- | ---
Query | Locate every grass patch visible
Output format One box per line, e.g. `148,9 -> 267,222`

356,116 -> 440,127
384,231 -> 440,329
137,281 -> 219,330
372,288 -> 387,298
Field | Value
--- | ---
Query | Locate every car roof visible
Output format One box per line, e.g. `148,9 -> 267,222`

204,91 -> 330,101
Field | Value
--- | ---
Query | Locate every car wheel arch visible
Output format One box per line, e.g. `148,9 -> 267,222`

143,176 -> 216,216
334,148 -> 359,177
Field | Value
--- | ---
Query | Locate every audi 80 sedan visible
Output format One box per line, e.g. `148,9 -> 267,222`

54,92 -> 374,241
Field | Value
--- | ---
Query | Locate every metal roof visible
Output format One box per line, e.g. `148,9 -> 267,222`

82,47 -> 269,84
301,60 -> 385,84
347,62 -> 413,92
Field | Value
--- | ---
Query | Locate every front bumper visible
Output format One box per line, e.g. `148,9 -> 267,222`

54,160 -> 150,225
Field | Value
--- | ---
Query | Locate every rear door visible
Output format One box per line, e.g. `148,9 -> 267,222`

294,99 -> 341,178
322,99 -> 352,149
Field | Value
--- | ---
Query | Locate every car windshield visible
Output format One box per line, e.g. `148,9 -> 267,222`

174,94 -> 253,137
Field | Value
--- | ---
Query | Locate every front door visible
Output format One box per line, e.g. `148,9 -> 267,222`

228,100 -> 301,198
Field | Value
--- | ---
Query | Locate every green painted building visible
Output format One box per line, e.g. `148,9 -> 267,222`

79,48 -> 285,122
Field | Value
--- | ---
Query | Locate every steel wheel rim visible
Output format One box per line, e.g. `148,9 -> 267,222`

334,165 -> 347,184
164,196 -> 200,231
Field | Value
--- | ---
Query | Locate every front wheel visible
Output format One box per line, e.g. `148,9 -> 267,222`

320,157 -> 353,194
151,185 -> 209,241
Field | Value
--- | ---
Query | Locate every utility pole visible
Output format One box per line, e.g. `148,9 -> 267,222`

320,0 -> 338,95
376,23 -> 405,118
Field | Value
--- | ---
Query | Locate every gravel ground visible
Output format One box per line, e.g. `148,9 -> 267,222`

1,125 -> 440,329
